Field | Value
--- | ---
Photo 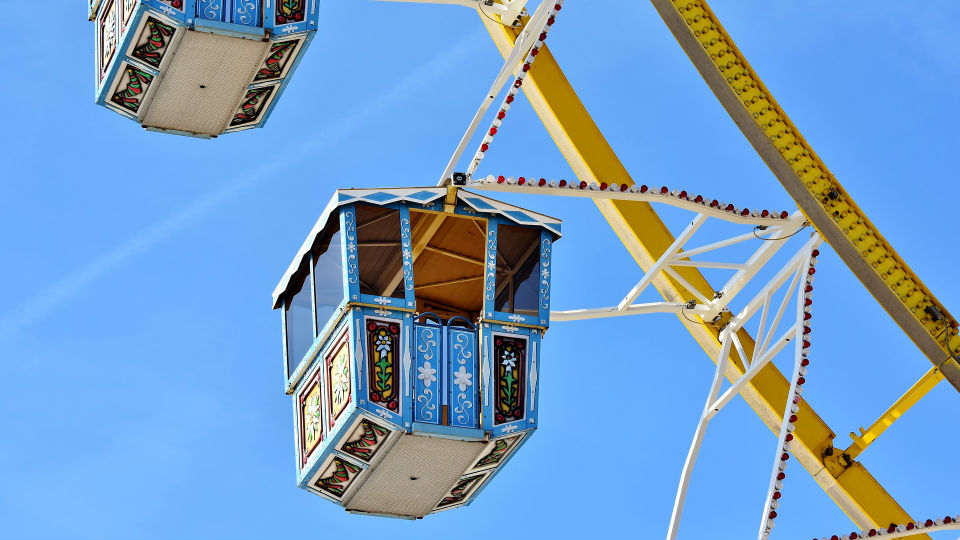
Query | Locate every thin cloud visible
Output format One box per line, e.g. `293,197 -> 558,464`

0,29 -> 485,341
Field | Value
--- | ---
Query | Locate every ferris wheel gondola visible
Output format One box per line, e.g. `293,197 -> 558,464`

89,0 -> 318,137
272,186 -> 558,518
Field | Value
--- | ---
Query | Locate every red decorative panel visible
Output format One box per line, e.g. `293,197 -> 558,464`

340,419 -> 391,463
493,336 -> 525,424
275,0 -> 305,25
436,474 -> 484,509
367,320 -> 400,412
314,458 -> 362,499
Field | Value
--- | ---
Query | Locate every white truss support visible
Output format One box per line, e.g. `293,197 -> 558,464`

756,271 -> 801,362
701,216 -> 803,320
548,208 -> 810,329
666,331 -> 734,540
436,2 -> 554,184
497,0 -> 529,24
703,235 -> 818,417
618,214 -> 707,311
678,229 -> 773,259
730,331 -> 749,368
669,260 -> 747,270
726,233 -> 820,335
665,233 -> 822,540
707,322 -> 796,419
550,301 -> 712,322
662,266 -> 713,306
757,236 -> 821,539
752,290 -> 772,365
692,275 -> 798,419
753,324 -> 798,374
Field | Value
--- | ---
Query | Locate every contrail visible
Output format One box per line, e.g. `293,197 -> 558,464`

0,29 -> 486,341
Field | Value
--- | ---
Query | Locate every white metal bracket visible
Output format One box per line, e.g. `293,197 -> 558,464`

665,232 -> 822,540
464,175 -> 809,329
436,1 -> 555,184
550,211 -> 806,324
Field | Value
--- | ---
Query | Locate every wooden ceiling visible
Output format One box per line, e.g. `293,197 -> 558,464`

410,211 -> 487,315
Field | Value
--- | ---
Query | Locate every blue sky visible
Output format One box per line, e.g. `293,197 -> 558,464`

1,1 -> 958,538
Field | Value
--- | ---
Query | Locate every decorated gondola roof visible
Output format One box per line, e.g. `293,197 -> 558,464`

271,187 -> 562,308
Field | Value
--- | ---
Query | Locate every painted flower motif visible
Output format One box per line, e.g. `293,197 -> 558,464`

541,267 -> 550,278
331,364 -> 349,404
453,366 -> 472,392
500,351 -> 517,373
308,402 -> 321,423
375,331 -> 392,357
305,396 -> 322,442
417,361 -> 437,387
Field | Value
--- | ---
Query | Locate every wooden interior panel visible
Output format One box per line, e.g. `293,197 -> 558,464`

356,205 -> 404,298
410,211 -> 487,319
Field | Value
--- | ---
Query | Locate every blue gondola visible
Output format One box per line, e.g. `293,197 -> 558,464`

272,185 -> 560,518
88,0 -> 317,137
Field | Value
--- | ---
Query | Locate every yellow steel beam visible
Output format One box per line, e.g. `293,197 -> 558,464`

479,12 -> 925,536
648,0 -> 960,393
846,366 -> 944,460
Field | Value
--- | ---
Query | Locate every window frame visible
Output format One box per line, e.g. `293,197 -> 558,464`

484,217 -> 552,327
343,203 -> 416,310
312,218 -> 347,339
282,258 -> 318,383
283,211 -> 352,392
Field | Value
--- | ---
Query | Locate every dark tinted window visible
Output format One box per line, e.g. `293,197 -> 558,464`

356,205 -> 405,299
314,224 -> 344,330
285,271 -> 315,377
495,224 -> 541,316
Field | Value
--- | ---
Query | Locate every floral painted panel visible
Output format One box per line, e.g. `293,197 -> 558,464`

275,0 -> 305,25
340,419 -> 391,463
493,336 -> 526,425
299,377 -> 323,464
110,65 -> 154,112
131,17 -> 175,68
314,458 -> 362,499
367,320 -> 400,413
326,341 -> 351,428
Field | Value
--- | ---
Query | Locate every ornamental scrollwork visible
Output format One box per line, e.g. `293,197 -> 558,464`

540,238 -> 551,310
344,211 -> 358,285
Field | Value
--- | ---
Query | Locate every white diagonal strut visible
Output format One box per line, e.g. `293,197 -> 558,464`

548,208 -> 804,323
665,233 -> 821,540
666,328 -> 733,540
617,213 -> 707,310
436,2 -> 555,184
757,235 -> 821,539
